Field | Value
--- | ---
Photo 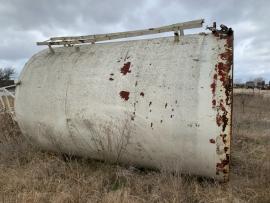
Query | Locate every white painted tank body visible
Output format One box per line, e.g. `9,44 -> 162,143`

15,33 -> 233,181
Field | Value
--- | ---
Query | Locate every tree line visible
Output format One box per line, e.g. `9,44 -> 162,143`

0,67 -> 15,81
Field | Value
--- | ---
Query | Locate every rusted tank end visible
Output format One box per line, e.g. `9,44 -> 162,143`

208,23 -> 233,182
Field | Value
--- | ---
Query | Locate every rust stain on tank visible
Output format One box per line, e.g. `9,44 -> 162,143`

212,99 -> 216,107
140,92 -> 144,97
215,33 -> 233,106
216,154 -> 230,171
210,82 -> 216,95
220,134 -> 227,144
216,112 -> 228,132
210,27 -> 233,180
216,99 -> 229,132
212,32 -> 233,131
209,139 -> 215,144
210,74 -> 217,96
217,63 -> 227,86
120,62 -> 131,75
119,91 -> 130,101
225,78 -> 233,105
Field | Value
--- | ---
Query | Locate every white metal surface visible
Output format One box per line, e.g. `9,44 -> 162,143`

15,32 -> 233,181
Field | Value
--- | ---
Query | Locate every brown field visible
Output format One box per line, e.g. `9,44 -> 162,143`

0,92 -> 270,203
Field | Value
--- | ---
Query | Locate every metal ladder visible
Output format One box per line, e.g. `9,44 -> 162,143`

0,85 -> 16,118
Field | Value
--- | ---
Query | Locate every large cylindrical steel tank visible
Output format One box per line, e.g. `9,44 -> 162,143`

15,32 -> 233,181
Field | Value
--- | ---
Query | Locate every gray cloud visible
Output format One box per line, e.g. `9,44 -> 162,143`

0,0 -> 269,82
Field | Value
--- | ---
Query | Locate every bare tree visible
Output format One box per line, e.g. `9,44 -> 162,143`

234,78 -> 242,84
0,67 -> 15,81
253,77 -> 264,85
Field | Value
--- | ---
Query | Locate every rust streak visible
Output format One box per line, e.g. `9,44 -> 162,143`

212,30 -> 233,180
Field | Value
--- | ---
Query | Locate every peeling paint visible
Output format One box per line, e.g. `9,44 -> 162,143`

210,24 -> 233,181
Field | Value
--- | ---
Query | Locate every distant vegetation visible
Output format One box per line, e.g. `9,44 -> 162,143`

235,77 -> 270,90
0,67 -> 15,81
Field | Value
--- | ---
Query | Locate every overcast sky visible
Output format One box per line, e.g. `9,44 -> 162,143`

0,0 -> 268,82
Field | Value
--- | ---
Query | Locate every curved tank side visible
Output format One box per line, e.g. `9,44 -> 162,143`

15,34 -> 232,181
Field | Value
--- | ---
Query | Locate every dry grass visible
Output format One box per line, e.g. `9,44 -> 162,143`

0,92 -> 270,203
0,96 -> 14,113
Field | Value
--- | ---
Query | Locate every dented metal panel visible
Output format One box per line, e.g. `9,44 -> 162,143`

15,30 -> 233,181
